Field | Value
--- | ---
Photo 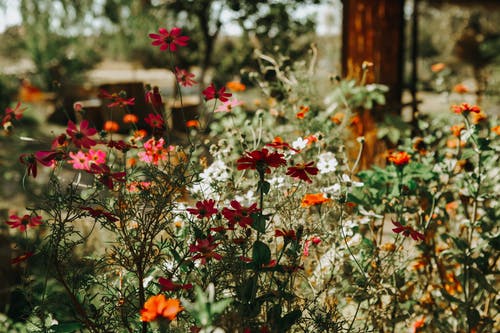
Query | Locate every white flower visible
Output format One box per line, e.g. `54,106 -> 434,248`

268,176 -> 286,189
317,152 -> 338,174
291,137 -> 308,151
321,183 -> 342,197
200,159 -> 230,182
341,174 -> 363,187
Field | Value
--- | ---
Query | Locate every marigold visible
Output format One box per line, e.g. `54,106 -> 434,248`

301,193 -> 330,207
226,81 -> 246,92
387,151 -> 410,166
140,295 -> 183,322
103,120 -> 119,133
123,113 -> 139,124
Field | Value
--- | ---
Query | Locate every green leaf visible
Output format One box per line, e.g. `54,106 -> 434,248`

52,322 -> 83,333
469,267 -> 497,293
252,240 -> 271,266
450,235 -> 468,251
258,180 -> 271,195
251,213 -> 267,233
467,308 -> 480,328
237,275 -> 258,303
279,310 -> 302,331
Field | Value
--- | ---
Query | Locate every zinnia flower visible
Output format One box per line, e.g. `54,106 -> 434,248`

452,103 -> 480,115
236,148 -> 286,174
6,214 -> 42,231
286,161 -> 319,183
387,151 -> 410,166
202,83 -> 232,102
149,27 -> 189,52
301,193 -> 330,207
140,294 -> 183,322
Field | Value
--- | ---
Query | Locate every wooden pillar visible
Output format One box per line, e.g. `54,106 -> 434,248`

342,0 -> 405,114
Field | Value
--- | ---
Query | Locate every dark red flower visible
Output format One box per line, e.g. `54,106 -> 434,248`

392,221 -> 424,241
158,277 -> 193,292
88,164 -> 126,190
66,120 -> 97,149
187,199 -> 218,219
275,229 -> 297,241
19,153 -> 38,178
35,150 -> 65,167
99,89 -> 135,108
236,148 -> 286,174
108,139 -> 136,152
189,235 -> 222,264
144,113 -> 165,129
145,86 -> 163,108
286,161 -> 319,183
149,27 -> 189,52
11,251 -> 34,264
222,200 -> 259,229
81,206 -> 118,222
202,83 -> 232,102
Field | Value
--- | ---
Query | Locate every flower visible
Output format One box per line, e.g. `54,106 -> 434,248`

450,124 -> 465,137
412,317 -> 426,333
202,83 -> 232,102
68,151 -> 91,170
226,81 -> 246,92
265,137 -> 299,152
291,137 -> 309,151
331,112 -> 344,124
317,152 -> 338,174
301,193 -> 330,207
453,83 -> 468,94
158,277 -> 193,292
387,151 -> 410,166
492,125 -> 500,136
275,229 -> 297,241
138,137 -> 172,165
175,67 -> 197,87
186,120 -> 200,128
103,120 -> 120,133
66,120 -> 97,149
140,294 -> 183,322
99,89 -> 135,108
19,154 -> 38,178
222,200 -> 259,229
6,214 -> 42,231
189,235 -> 222,264
431,62 -> 445,73
123,113 -> 139,124
286,161 -> 319,183
149,27 -> 189,52
391,221 -> 424,241
236,148 -> 286,174
187,199 -> 218,219
144,113 -> 165,129
87,149 -> 106,165
88,164 -> 126,190
11,252 -> 34,264
296,105 -> 309,119
452,103 -> 480,115
81,207 -> 118,222
214,98 -> 243,113
145,86 -> 163,108
471,111 -> 487,124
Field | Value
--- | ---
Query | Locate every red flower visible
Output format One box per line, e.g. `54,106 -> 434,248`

19,154 -> 38,178
286,161 -> 319,183
452,103 -> 480,115
140,295 -> 183,322
158,277 -> 193,292
88,164 -> 126,190
107,139 -> 136,152
392,221 -> 424,241
275,229 -> 297,241
11,252 -> 34,264
99,89 -> 135,108
144,113 -> 165,129
236,148 -> 286,174
6,214 -> 42,232
66,120 -> 97,148
189,235 -> 222,264
187,199 -> 218,219
222,200 -> 259,229
145,86 -> 163,108
149,27 -> 189,52
387,151 -> 411,167
175,67 -> 197,87
202,83 -> 232,102
81,207 -> 118,222
265,137 -> 299,153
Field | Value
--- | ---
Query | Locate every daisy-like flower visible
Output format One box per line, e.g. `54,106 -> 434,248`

144,113 -> 165,129
68,150 -> 91,170
158,277 -> 193,292
317,152 -> 338,174
88,164 -> 126,190
174,67 -> 197,87
7,214 -> 42,231
87,149 -> 106,165
202,83 -> 232,102
99,89 -> 135,108
291,137 -> 309,151
452,103 -> 481,115
236,148 -> 286,174
149,27 -> 189,52
222,200 -> 259,229
140,294 -> 183,322
138,137 -> 172,165
214,98 -> 243,113
392,221 -> 425,241
301,193 -> 331,207
286,161 -> 319,183
187,199 -> 218,219
387,151 -> 411,167
189,235 -> 222,264
66,120 -> 97,149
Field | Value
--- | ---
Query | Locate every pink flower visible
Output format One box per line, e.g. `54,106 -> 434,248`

5,102 -> 26,121
68,151 -> 90,170
6,214 -> 42,232
187,199 -> 218,219
138,137 -> 173,165
214,98 -> 243,113
66,120 -> 97,149
175,67 -> 197,87
149,27 -> 189,52
145,86 -> 163,108
35,150 -> 65,167
392,221 -> 425,241
88,149 -> 106,165
202,83 -> 232,102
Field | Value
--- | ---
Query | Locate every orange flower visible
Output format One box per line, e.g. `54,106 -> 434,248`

450,124 -> 465,137
453,83 -> 468,94
452,103 -> 480,115
471,111 -> 487,124
104,120 -> 120,133
186,119 -> 200,128
123,113 -> 139,124
444,272 -> 463,295
446,138 -> 466,148
412,317 -> 426,333
412,137 -> 427,155
492,125 -> 500,135
431,62 -> 445,73
226,81 -> 246,92
301,193 -> 330,207
331,112 -> 344,124
387,151 -> 410,166
296,105 -> 309,119
140,295 -> 183,322
134,129 -> 148,140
